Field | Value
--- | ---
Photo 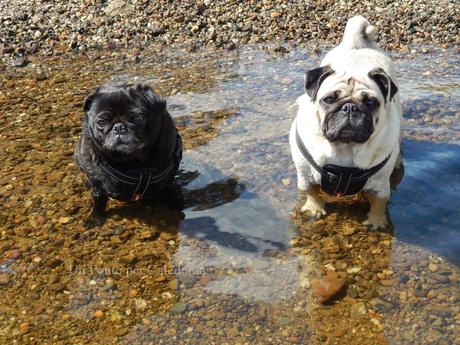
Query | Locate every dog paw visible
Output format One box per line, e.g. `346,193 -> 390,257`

363,214 -> 388,230
84,215 -> 105,229
301,200 -> 327,219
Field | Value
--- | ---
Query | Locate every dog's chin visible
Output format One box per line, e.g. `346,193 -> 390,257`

101,136 -> 143,162
324,126 -> 372,144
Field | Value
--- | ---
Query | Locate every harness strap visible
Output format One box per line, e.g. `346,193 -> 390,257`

295,123 -> 390,196
96,133 -> 182,200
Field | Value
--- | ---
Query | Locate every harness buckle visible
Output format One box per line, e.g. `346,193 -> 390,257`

132,193 -> 142,201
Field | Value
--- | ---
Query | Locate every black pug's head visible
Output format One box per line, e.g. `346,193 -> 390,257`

83,83 -> 166,162
304,65 -> 398,143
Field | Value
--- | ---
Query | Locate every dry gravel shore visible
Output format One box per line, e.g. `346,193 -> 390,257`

0,0 -> 459,67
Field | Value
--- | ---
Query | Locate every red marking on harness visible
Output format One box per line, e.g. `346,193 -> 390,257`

336,192 -> 343,197
132,193 -> 142,201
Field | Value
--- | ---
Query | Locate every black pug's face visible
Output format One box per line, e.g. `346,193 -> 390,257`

84,84 -> 166,162
304,65 -> 398,144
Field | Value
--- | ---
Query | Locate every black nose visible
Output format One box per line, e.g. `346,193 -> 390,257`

341,103 -> 359,116
113,123 -> 127,135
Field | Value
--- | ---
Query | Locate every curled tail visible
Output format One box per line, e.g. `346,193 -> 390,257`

341,15 -> 377,50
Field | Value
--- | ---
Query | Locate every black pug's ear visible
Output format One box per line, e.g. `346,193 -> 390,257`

304,65 -> 335,101
130,84 -> 166,114
368,68 -> 398,102
83,87 -> 100,112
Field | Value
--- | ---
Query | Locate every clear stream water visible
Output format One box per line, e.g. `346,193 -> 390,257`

1,44 -> 459,343
116,45 -> 460,340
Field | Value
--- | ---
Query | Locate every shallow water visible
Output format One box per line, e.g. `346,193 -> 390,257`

0,44 -> 459,344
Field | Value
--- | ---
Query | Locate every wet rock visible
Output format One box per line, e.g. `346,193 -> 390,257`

0,274 -> 11,285
135,298 -> 148,311
119,255 -> 138,265
19,322 -> 30,335
113,327 -> 129,336
160,232 -> 177,241
429,263 -> 439,272
4,249 -> 22,260
311,272 -> 346,303
140,230 -> 155,240
275,317 -> 291,326
46,258 -> 63,268
58,216 -> 72,224
350,302 -> 367,319
369,298 -> 393,313
170,303 -> 187,314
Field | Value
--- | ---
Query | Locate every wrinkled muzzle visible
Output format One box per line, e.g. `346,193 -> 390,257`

103,124 -> 141,156
322,102 -> 373,143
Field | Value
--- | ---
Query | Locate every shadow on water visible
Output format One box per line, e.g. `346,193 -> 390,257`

391,139 -> 460,264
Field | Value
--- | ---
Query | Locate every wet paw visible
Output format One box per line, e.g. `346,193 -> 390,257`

84,215 -> 105,229
363,214 -> 388,230
301,200 -> 326,219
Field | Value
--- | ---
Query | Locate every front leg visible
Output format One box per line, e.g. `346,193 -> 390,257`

300,185 -> 326,219
85,187 -> 108,228
159,181 -> 184,211
363,192 -> 389,230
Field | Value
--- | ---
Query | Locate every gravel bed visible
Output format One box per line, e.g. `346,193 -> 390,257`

1,0 -> 459,67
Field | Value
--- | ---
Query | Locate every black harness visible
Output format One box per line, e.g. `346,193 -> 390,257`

295,126 -> 389,196
96,134 -> 182,201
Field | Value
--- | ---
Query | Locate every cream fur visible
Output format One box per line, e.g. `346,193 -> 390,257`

289,16 -> 403,200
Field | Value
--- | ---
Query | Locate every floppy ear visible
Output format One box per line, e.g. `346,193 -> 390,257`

304,65 -> 335,101
368,68 -> 398,102
132,84 -> 166,113
83,87 -> 99,112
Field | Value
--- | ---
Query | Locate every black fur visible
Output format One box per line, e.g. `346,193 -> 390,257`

304,65 -> 335,101
74,83 -> 182,227
368,68 -> 398,102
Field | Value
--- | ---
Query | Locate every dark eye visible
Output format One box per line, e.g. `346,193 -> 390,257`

364,98 -> 377,109
96,118 -> 108,127
134,115 -> 145,123
322,96 -> 336,104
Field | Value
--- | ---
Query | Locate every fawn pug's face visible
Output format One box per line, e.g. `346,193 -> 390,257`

304,65 -> 398,144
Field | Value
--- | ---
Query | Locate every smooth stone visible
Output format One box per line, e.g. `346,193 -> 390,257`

311,272 -> 346,303
350,302 -> 367,318
170,303 -> 187,314
0,274 -> 11,285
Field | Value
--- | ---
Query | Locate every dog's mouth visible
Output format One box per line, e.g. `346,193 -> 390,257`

323,110 -> 374,143
103,133 -> 141,155
324,121 -> 373,143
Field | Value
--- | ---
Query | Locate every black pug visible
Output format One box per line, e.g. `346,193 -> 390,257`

74,83 -> 183,227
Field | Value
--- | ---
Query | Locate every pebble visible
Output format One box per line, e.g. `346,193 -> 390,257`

140,230 -> 155,240
350,302 -> 367,319
113,327 -> 129,336
311,272 -> 346,303
0,274 -> 11,285
160,232 -> 177,241
170,303 -> 187,314
135,298 -> 148,311
119,255 -> 138,265
281,178 -> 291,186
429,263 -> 439,272
275,317 -> 291,326
19,322 -> 30,334
4,249 -> 22,260
58,216 -> 71,224
94,310 -> 104,318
